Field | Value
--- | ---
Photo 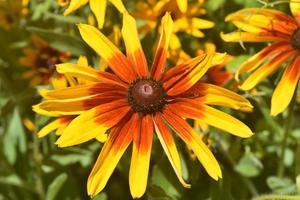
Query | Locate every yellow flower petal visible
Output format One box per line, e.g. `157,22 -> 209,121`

240,50 -> 296,91
151,12 -> 173,80
129,115 -> 153,198
78,23 -> 136,82
63,0 -> 88,16
203,105 -> 253,138
122,12 -> 148,77
153,113 -> 190,188
89,0 -> 106,29
271,56 -> 300,116
176,0 -> 187,13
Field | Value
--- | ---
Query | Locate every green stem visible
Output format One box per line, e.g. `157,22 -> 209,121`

277,89 -> 297,178
33,116 -> 45,200
253,194 -> 300,200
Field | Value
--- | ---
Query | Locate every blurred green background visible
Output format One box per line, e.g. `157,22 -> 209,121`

1,0 -> 300,199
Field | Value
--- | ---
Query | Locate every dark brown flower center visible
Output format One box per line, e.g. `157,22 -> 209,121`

128,78 -> 166,114
291,28 -> 300,50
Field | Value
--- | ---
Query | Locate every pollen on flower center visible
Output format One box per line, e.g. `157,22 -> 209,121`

128,78 -> 166,114
290,28 -> 300,50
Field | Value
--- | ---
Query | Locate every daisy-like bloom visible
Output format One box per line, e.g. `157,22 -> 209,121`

58,0 -> 126,28
133,0 -> 214,62
20,35 -> 71,87
221,1 -> 300,116
0,0 -> 29,30
33,12 -> 253,198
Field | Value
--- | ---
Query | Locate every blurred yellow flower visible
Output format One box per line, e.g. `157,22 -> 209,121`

58,0 -> 126,28
19,35 -> 71,87
133,0 -> 214,62
0,0 -> 29,30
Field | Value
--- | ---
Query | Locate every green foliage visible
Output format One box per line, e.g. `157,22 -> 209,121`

0,0 -> 299,200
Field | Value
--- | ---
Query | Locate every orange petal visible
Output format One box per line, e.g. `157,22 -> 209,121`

162,107 -> 222,180
166,53 -> 226,96
235,42 -> 292,80
151,12 -> 173,80
87,113 -> 138,197
225,8 -> 297,35
41,82 -> 126,100
78,24 -> 137,82
129,114 -> 153,198
122,12 -> 148,77
240,50 -> 296,90
153,113 -> 191,188
271,56 -> 300,116
183,83 -> 253,111
221,31 -> 290,42
55,99 -> 130,147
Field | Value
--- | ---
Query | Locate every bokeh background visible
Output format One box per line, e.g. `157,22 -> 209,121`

0,0 -> 300,199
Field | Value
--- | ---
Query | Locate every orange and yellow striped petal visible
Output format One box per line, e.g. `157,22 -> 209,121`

225,8 -> 297,35
290,0 -> 300,24
202,105 -> 253,138
78,24 -> 137,82
63,0 -> 88,16
122,12 -> 148,77
56,63 -> 126,87
169,99 -> 253,138
55,99 -> 130,147
240,50 -> 296,90
271,56 -> 300,116
221,31 -> 290,43
129,114 -> 153,198
87,113 -> 138,197
163,107 -> 222,180
151,12 -> 173,80
153,113 -> 190,188
167,53 -> 225,96
235,42 -> 292,80
195,83 -> 253,111
89,0 -> 106,29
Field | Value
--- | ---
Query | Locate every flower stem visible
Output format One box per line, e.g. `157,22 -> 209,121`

253,194 -> 300,200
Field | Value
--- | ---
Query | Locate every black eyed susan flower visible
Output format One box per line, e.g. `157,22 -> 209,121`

132,0 -> 214,63
59,0 -> 126,28
19,35 -> 71,87
33,12 -> 253,198
222,1 -> 300,116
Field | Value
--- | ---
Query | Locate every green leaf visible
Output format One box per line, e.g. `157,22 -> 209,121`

147,185 -> 175,200
3,108 -> 27,164
45,173 -> 68,200
205,0 -> 226,11
235,152 -> 263,177
226,55 -> 251,72
26,27 -> 91,56
266,176 -> 296,194
51,153 -> 92,167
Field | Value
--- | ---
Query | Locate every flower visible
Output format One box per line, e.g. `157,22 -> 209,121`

132,0 -> 214,62
59,0 -> 126,28
33,12 -> 253,198
19,35 -> 71,87
0,0 -> 29,30
221,1 -> 300,116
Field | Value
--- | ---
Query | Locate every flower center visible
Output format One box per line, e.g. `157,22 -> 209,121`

291,28 -> 300,50
128,78 -> 166,114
